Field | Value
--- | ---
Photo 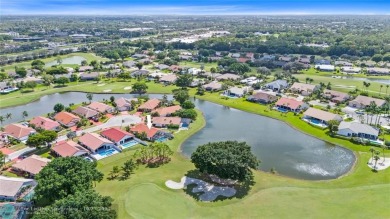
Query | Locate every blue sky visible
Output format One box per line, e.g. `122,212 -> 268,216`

2,0 -> 390,15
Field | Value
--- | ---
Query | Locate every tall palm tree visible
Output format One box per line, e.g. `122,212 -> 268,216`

86,93 -> 93,103
5,113 -> 12,120
22,111 -> 28,121
0,116 -> 4,125
385,85 -> 389,95
369,147 -> 375,164
373,151 -> 381,170
379,85 -> 383,95
380,145 -> 387,165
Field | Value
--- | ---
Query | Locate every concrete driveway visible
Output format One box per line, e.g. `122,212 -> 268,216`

57,115 -> 142,141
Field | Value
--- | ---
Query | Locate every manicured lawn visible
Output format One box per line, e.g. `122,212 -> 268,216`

95,109 -> 390,218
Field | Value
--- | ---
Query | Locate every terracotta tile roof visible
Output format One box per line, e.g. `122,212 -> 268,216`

0,147 -> 14,155
12,155 -> 50,175
30,116 -> 60,130
54,112 -> 80,125
115,97 -> 134,108
130,123 -> 159,138
351,95 -> 386,107
303,108 -> 342,122
87,102 -> 113,113
73,106 -> 99,118
138,99 -> 161,111
290,82 -> 317,92
100,127 -> 134,143
53,140 -> 88,157
275,97 -> 305,110
152,105 -> 182,116
152,117 -> 181,126
79,133 -> 113,151
4,124 -> 36,139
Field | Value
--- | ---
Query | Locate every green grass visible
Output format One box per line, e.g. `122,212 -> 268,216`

95,108 -> 390,218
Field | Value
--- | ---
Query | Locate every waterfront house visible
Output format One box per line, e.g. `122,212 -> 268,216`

54,112 -> 81,127
87,102 -> 114,114
0,176 -> 36,201
29,116 -> 61,131
224,86 -> 250,98
275,97 -> 309,112
264,80 -> 288,92
78,66 -> 93,72
337,122 -> 379,140
12,155 -> 50,177
367,67 -> 390,75
130,123 -> 171,141
138,99 -> 161,112
80,72 -> 100,80
4,124 -> 36,142
115,97 -> 134,111
52,140 -> 89,157
203,81 -> 222,91
315,64 -> 335,71
100,127 -> 135,145
289,82 -> 319,96
152,117 -> 182,128
152,105 -> 182,117
159,74 -> 178,84
341,67 -> 361,74
247,92 -> 278,104
78,133 -> 115,153
348,95 -> 386,109
303,108 -> 342,126
73,106 -> 99,119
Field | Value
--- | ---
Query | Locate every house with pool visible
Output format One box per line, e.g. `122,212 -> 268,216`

72,106 -> 99,119
223,86 -> 251,98
54,111 -> 81,127
152,105 -> 182,117
0,176 -> 36,202
289,82 -> 319,96
51,140 -> 89,158
323,89 -> 350,103
100,127 -> 139,149
303,108 -> 343,127
247,91 -> 278,104
348,95 -> 386,109
87,102 -> 114,114
78,133 -> 120,160
275,97 -> 309,112
337,121 -> 379,141
130,123 -> 173,142
152,117 -> 182,128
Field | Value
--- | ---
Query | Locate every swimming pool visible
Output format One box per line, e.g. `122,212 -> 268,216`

97,148 -> 116,156
155,137 -> 169,142
121,140 -> 138,149
277,107 -> 289,113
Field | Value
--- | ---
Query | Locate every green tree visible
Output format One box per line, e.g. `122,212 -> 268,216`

0,116 -> 4,125
22,110 -> 28,121
53,103 -> 65,113
173,89 -> 190,104
181,100 -> 195,109
175,74 -> 193,88
34,157 -> 104,205
191,141 -> 260,181
108,165 -> 121,180
24,81 -> 37,90
174,109 -> 197,120
371,54 -> 383,63
15,66 -> 27,77
0,151 -> 5,169
32,190 -> 116,219
132,81 -> 148,94
86,93 -> 93,103
136,62 -> 143,70
228,63 -> 251,74
121,159 -> 138,179
327,120 -> 340,136
55,77 -> 70,86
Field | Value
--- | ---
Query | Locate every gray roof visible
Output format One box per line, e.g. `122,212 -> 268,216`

0,176 -> 35,198
338,122 -> 379,136
265,80 -> 288,89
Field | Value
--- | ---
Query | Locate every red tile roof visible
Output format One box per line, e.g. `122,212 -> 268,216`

100,127 -> 134,143
52,140 -> 88,157
152,117 -> 181,126
138,99 -> 161,111
79,133 -> 113,151
4,124 -> 36,139
152,105 -> 182,116
87,102 -> 113,113
0,147 -> 14,155
130,123 -> 159,138
54,112 -> 80,126
275,97 -> 305,110
12,155 -> 50,175
30,116 -> 60,130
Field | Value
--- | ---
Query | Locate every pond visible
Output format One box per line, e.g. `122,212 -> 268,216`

0,92 -> 355,180
45,56 -> 86,67
328,76 -> 390,85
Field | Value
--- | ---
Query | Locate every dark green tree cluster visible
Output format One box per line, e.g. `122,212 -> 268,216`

26,130 -> 58,147
134,142 -> 174,167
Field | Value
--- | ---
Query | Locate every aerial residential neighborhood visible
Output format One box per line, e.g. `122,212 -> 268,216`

0,5 -> 389,219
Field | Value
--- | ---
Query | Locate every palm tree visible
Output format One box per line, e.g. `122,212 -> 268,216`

22,111 -> 28,121
0,116 -> 4,125
369,147 -> 375,164
386,85 -> 389,95
380,145 -> 387,165
5,113 -> 12,120
379,85 -> 383,95
86,93 -> 93,103
373,151 -> 381,170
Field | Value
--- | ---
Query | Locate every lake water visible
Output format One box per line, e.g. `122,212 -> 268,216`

0,92 -> 355,180
328,76 -> 390,85
45,56 -> 86,67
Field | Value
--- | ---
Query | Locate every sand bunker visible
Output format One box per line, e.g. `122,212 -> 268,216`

165,176 -> 236,201
367,157 -> 390,171
103,89 -> 112,93
124,86 -> 132,90
97,84 -> 106,86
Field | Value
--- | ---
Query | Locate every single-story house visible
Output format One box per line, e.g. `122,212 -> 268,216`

155,64 -> 170,70
130,123 -> 171,141
12,155 -> 50,177
100,127 -> 135,145
348,95 -> 386,109
203,81 -> 222,91
78,66 -> 93,72
115,97 -> 133,111
323,89 -> 350,103
54,112 -> 81,127
159,74 -> 178,84
224,86 -> 250,98
73,106 -> 99,119
335,61 -> 353,67
87,102 -> 114,114
216,73 -> 241,81
275,97 -> 309,112
298,57 -> 310,64
367,67 -> 390,75
138,58 -> 151,64
78,133 -> 115,153
289,82 -> 319,96
315,59 -> 331,65
29,116 -> 61,131
189,78 -> 205,87
303,108 -> 343,126
187,68 -> 201,75
152,117 -> 182,128
52,140 -> 89,157
279,56 -> 292,62
247,92 -> 278,104
80,72 -> 100,80
337,122 -> 379,140
169,65 -> 182,72
152,105 -> 182,117
0,176 -> 36,201
131,69 -> 150,77
315,64 -> 335,71
4,124 -> 36,142
264,80 -> 288,92
341,67 -> 361,73
202,72 -> 221,79
138,98 -> 161,112
123,61 -> 136,68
